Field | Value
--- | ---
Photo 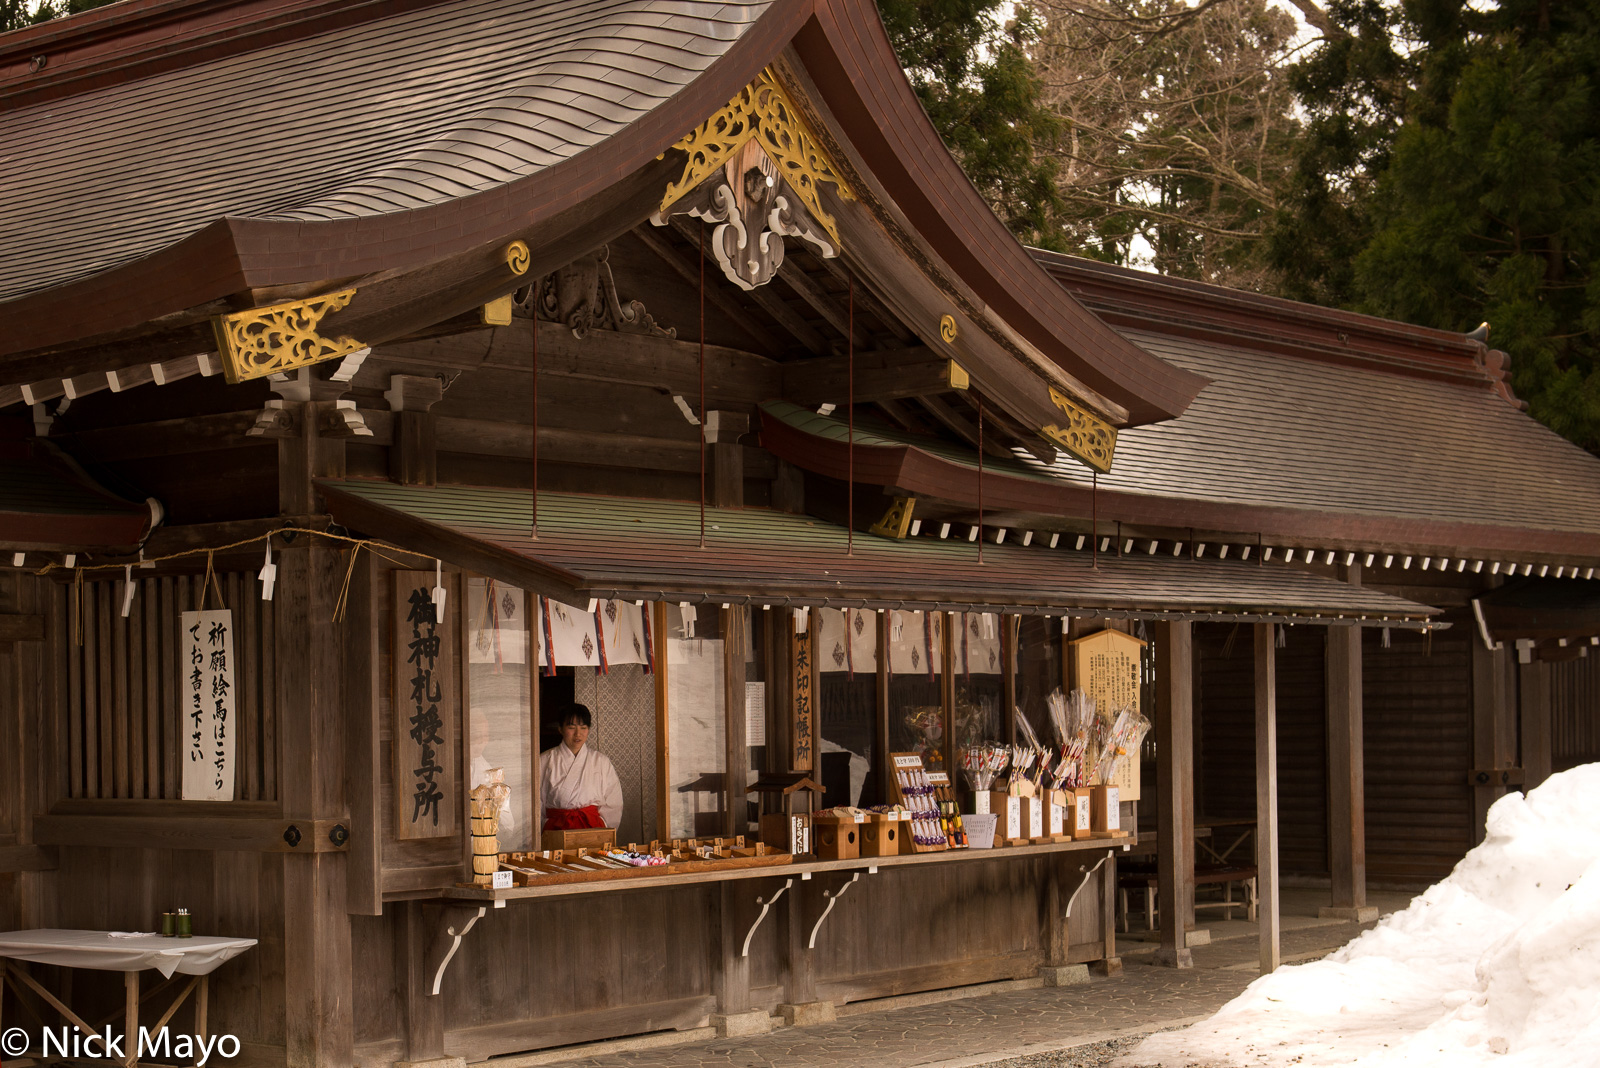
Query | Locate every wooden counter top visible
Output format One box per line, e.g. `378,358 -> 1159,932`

440,834 -> 1138,903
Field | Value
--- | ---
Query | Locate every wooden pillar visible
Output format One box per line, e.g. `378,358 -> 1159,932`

399,902 -> 445,1063
384,374 -> 443,487
707,411 -> 749,509
713,882 -> 752,1016
875,611 -> 890,805
1323,620 -> 1371,919
1471,638 -> 1515,843
940,612 -> 955,772
1001,614 -> 1017,748
1255,623 -> 1280,973
1153,620 -> 1194,968
654,602 -> 671,841
723,607 -> 747,836
772,459 -> 804,514
344,553 -> 382,916
1099,854 -> 1120,975
276,542 -> 354,1068
1519,660 -> 1551,792
273,370 -> 355,516
779,880 -> 815,1006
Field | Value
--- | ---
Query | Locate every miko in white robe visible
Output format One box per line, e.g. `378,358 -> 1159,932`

538,743 -> 623,829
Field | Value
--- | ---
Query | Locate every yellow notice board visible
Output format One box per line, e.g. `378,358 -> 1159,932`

1070,628 -> 1146,800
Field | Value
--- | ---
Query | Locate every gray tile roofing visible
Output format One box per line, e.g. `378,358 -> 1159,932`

1026,328 -> 1600,536
0,0 -> 772,302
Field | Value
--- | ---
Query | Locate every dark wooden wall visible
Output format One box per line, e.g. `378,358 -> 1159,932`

55,573 -> 277,802
1195,616 -> 1478,889
1552,651 -> 1600,772
1362,624 -> 1473,886
1195,622 -> 1328,877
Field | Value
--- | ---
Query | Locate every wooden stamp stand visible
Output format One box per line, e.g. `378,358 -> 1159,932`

750,772 -> 824,856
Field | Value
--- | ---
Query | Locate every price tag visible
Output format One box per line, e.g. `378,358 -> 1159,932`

491,870 -> 513,890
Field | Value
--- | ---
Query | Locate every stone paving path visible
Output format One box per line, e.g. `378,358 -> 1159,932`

516,920 -> 1377,1068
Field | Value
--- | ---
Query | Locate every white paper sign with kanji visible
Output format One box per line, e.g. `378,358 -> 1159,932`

181,609 -> 235,801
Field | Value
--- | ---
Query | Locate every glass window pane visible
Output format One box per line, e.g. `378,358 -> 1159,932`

887,610 -> 945,770
666,604 -> 727,838
816,608 -> 877,806
466,579 -> 534,852
1016,615 -> 1063,744
952,611 -> 1004,749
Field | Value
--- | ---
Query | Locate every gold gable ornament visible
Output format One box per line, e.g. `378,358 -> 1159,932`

653,69 -> 854,291
1039,386 -> 1118,474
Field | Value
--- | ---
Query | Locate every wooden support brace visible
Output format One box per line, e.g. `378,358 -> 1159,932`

1064,852 -> 1111,917
427,904 -> 486,996
806,871 -> 862,949
742,877 -> 794,957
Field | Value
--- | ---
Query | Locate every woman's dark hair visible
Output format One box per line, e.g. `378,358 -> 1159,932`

558,704 -> 592,728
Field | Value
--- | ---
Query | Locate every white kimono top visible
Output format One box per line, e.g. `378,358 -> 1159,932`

538,743 -> 623,829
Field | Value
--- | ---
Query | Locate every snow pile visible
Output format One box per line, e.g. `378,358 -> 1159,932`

1121,763 -> 1600,1067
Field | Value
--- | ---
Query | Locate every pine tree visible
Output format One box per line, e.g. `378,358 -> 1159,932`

878,0 -> 1067,246
1352,0 -> 1600,451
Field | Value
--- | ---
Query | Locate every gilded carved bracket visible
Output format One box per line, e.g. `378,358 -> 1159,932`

653,69 -> 854,291
212,290 -> 367,385
1039,386 -> 1118,474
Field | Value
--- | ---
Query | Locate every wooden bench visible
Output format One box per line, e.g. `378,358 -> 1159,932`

1117,864 -> 1259,932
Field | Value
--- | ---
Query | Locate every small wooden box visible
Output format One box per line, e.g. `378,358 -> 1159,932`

1022,796 -> 1046,840
812,815 -> 861,860
1070,788 -> 1093,839
1091,785 -> 1121,834
541,827 -> 616,852
760,812 -> 810,855
861,816 -> 900,857
989,792 -> 1023,842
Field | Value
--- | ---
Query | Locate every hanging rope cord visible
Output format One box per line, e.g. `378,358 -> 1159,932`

35,528 -> 433,631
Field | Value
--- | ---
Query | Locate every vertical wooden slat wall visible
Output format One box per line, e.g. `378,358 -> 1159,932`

55,573 -> 277,802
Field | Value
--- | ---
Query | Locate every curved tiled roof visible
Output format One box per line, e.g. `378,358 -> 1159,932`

1031,327 -> 1600,538
0,0 -> 772,302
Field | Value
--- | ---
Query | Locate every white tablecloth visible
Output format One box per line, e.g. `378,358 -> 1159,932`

0,930 -> 257,978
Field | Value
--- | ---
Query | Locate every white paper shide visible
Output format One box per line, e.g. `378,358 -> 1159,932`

181,609 -> 235,801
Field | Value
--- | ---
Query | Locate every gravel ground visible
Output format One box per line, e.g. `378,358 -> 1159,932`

976,1026 -> 1196,1068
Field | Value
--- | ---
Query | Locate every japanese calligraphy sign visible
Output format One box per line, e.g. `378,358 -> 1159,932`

792,625 -> 815,774
394,571 -> 457,839
180,609 -> 235,801
1070,627 -> 1146,799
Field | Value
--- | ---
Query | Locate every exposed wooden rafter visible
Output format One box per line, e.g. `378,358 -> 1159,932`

917,393 -> 1013,460
957,390 -> 1058,466
776,260 -> 870,351
629,225 -> 792,356
806,250 -> 919,346
665,216 -> 830,357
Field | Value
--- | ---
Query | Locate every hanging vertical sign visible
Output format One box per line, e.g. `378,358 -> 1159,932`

181,609 -> 235,801
1069,627 -> 1146,800
395,571 -> 457,839
792,625 -> 815,773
